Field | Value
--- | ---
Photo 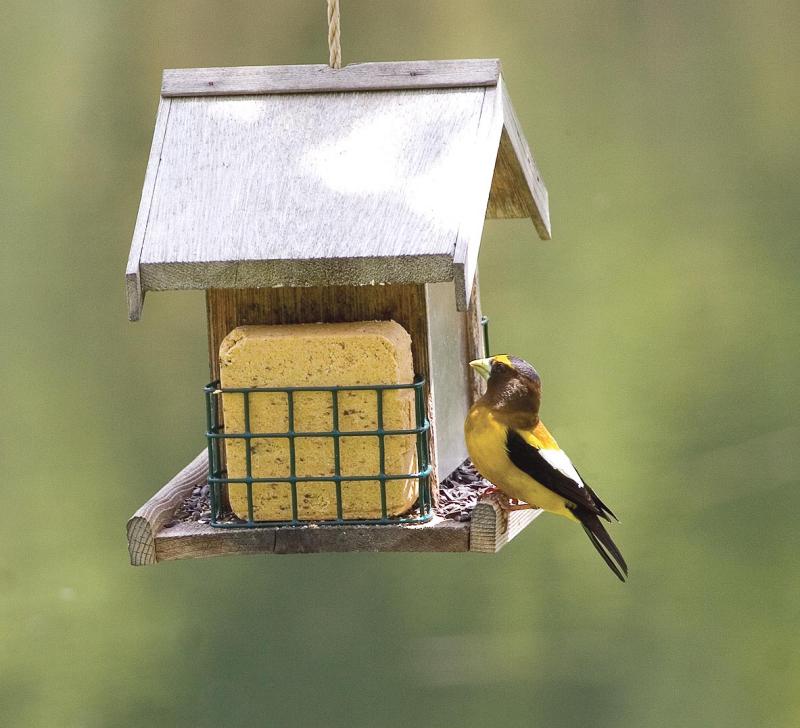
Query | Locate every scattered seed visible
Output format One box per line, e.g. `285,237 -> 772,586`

165,459 -> 490,527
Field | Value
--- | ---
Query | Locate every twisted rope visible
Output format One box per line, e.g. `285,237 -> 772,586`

327,0 -> 342,68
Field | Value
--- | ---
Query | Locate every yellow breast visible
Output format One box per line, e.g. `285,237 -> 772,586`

464,405 -> 575,519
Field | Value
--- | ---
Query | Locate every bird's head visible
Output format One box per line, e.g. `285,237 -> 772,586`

469,355 -> 542,420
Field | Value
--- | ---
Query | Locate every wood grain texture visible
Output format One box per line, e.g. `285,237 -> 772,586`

161,59 -> 501,97
452,85 -> 505,311
154,516 -> 469,560
424,281 -> 471,481
205,285 -> 430,385
126,97 -> 172,321
140,255 -> 454,294
140,88 -> 487,265
486,127 -> 535,218
465,273 -> 488,402
469,495 -> 543,553
126,450 -> 207,565
495,78 -> 551,239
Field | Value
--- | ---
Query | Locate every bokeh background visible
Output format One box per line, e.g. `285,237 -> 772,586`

2,1 -> 799,726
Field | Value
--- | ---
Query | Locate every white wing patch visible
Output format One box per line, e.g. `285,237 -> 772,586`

539,449 -> 584,488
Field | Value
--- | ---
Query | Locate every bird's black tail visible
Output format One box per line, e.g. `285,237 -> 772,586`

574,507 -> 628,582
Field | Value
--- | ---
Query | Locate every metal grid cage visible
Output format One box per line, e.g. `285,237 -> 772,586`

204,378 -> 432,528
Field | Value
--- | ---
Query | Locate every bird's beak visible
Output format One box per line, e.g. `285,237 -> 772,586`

469,357 -> 493,380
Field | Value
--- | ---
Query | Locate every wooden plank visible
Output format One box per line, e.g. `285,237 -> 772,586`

424,281 -> 471,482
496,77 -> 551,239
126,450 -> 207,565
469,494 -> 543,553
274,517 -> 468,554
465,273 -> 488,402
452,85 -> 505,311
140,255 -> 454,294
138,89 -> 487,272
154,516 -> 469,561
205,284 -> 430,388
126,97 -> 172,321
155,521 -> 277,561
161,59 -> 501,97
487,127 -> 536,219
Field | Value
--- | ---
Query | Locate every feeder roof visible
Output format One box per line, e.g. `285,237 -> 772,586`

125,59 -> 550,320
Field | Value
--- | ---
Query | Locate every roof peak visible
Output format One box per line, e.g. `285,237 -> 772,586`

161,59 -> 502,98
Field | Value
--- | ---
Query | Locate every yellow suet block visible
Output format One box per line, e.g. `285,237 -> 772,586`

219,321 -> 417,521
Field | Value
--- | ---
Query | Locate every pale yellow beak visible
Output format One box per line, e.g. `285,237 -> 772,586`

469,357 -> 493,380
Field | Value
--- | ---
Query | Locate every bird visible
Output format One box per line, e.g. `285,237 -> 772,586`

465,354 -> 628,581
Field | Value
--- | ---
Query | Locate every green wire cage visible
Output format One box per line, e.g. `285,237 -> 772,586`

205,378 -> 433,528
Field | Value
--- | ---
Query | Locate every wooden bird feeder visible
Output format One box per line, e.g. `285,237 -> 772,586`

125,59 -> 551,565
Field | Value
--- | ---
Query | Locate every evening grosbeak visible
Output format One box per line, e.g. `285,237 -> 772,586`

465,355 -> 627,581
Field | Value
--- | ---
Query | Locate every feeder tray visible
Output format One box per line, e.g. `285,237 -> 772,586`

127,451 -> 542,564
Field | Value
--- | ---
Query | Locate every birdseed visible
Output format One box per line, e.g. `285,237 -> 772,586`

166,458 -> 490,526
435,459 -> 493,521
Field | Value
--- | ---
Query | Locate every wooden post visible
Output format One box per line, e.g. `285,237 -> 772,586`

469,494 -> 542,553
466,272 -> 487,402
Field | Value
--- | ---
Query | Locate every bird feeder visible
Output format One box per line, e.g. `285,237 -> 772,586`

125,59 -> 551,565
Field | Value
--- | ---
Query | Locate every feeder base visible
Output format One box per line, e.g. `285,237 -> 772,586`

126,451 -> 541,564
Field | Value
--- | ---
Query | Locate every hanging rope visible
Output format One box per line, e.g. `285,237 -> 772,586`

327,0 -> 342,68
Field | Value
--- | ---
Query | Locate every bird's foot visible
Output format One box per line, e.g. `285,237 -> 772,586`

500,500 -> 537,512
480,491 -> 536,512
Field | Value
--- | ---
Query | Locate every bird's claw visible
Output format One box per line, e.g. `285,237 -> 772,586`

480,490 -> 536,512
499,499 -> 537,511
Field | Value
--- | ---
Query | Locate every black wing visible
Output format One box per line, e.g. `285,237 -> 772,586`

505,428 -> 602,516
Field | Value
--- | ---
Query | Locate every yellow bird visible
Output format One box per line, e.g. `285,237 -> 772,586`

465,355 -> 627,581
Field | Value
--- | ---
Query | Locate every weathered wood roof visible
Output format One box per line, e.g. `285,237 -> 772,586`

126,60 -> 550,320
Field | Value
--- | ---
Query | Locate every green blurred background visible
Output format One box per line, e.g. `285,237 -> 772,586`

2,1 -> 798,726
